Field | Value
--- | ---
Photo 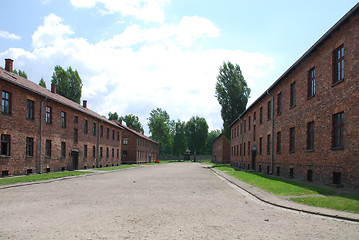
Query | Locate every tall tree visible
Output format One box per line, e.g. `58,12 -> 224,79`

51,65 -> 83,104
148,108 -> 171,155
108,112 -> 119,121
39,77 -> 47,88
13,69 -> 28,79
172,120 -> 186,157
215,61 -> 250,139
185,116 -> 209,155
119,114 -> 144,132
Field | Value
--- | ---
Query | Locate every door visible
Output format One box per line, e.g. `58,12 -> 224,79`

72,152 -> 79,170
251,150 -> 256,171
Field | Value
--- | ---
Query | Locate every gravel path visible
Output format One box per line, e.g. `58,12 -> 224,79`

0,162 -> 358,239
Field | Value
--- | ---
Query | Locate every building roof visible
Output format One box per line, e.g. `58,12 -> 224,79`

114,121 -> 159,145
0,66 -> 122,129
229,2 -> 359,127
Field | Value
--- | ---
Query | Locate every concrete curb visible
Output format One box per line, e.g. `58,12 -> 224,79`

208,167 -> 359,223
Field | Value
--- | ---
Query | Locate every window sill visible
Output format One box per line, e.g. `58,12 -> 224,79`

307,95 -> 315,100
26,118 -> 35,121
289,151 -> 295,154
289,105 -> 296,110
0,155 -> 10,158
331,146 -> 344,151
1,112 -> 12,116
306,149 -> 314,152
277,112 -> 282,116
332,79 -> 344,87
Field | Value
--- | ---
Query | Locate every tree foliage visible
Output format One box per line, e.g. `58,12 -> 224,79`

172,120 -> 186,156
185,116 -> 209,155
215,61 -> 250,139
108,112 -> 119,121
13,69 -> 28,79
39,77 -> 47,88
148,108 -> 171,155
51,65 -> 83,104
205,129 -> 222,154
119,114 -> 144,132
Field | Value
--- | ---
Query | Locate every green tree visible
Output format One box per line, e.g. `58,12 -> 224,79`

51,65 -> 83,104
148,108 -> 171,155
172,120 -> 186,157
205,129 -> 222,154
39,77 -> 47,88
13,69 -> 28,79
119,114 -> 144,132
185,116 -> 209,155
108,112 -> 119,121
215,61 -> 250,139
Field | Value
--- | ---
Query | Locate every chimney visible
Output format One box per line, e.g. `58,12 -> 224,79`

119,119 -> 122,125
5,59 -> 13,72
51,83 -> 56,94
83,100 -> 87,108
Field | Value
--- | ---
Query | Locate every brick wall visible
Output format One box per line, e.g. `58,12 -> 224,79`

212,134 -> 230,164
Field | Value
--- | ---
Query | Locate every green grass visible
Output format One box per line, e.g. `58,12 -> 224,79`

290,195 -> 359,213
93,165 -> 138,171
0,171 -> 93,185
226,171 -> 335,196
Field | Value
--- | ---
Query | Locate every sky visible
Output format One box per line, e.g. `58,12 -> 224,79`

0,0 -> 358,135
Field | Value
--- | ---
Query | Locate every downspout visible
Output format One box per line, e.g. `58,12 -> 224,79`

97,120 -> 101,167
39,97 -> 47,174
267,90 -> 274,175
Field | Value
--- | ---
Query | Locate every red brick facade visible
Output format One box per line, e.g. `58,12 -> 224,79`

0,61 -> 122,176
212,134 -> 230,164
230,4 -> 359,189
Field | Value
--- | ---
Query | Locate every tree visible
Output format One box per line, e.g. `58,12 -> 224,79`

148,108 -> 171,155
119,114 -> 144,132
172,120 -> 186,157
185,116 -> 209,155
108,112 -> 119,121
205,129 -> 222,154
51,65 -> 83,104
13,69 -> 28,79
215,61 -> 250,139
39,77 -> 47,88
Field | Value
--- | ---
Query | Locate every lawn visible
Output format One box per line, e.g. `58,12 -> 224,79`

290,195 -> 359,213
0,171 -> 93,185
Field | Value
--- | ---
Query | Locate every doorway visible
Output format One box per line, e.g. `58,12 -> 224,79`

72,152 -> 79,170
251,150 -> 256,171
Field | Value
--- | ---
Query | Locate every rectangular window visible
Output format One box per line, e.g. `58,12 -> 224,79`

1,134 -> 10,156
112,130 -> 115,140
61,142 -> 66,158
307,121 -> 314,150
100,125 -> 103,137
26,137 -> 34,157
244,120 -> 246,133
46,106 -> 52,124
84,120 -> 88,134
92,146 -> 95,158
74,116 -> 78,123
289,127 -> 295,153
290,82 -> 296,108
254,112 -> 256,121
248,116 -> 251,131
61,111 -> 66,128
333,45 -> 344,84
277,92 -> 282,115
45,140 -> 51,157
260,107 -> 263,124
100,147 -> 103,158
117,131 -> 120,141
74,128 -> 78,143
1,91 -> 11,114
92,123 -> 96,136
117,149 -> 119,159
248,141 -> 251,156
84,145 -> 88,157
259,137 -> 262,155
123,137 -> 128,145
240,144 -> 242,156
243,142 -> 246,156
236,145 -> 238,156
267,100 -> 271,120
112,148 -> 114,158
332,112 -> 344,148
122,150 -> 128,158
276,131 -> 281,154
253,125 -> 256,141
107,128 -> 109,139
106,148 -> 109,158
308,67 -> 315,98
27,100 -> 34,120
267,134 -> 271,155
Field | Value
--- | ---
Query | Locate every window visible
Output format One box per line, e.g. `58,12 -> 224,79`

1,91 -> 11,114
92,146 -> 95,158
308,67 -> 315,98
1,134 -> 10,156
307,121 -> 314,150
45,140 -> 51,157
290,82 -> 296,108
74,116 -> 78,123
84,145 -> 88,157
248,116 -> 251,131
244,120 -> 246,133
267,134 -> 271,155
107,128 -> 109,139
333,45 -> 344,84
27,100 -> 34,120
236,145 -> 239,156
276,131 -> 281,154
112,130 -> 115,140
259,137 -> 262,155
117,149 -> 119,159
92,123 -> 96,136
332,112 -> 344,148
84,120 -> 88,134
61,111 -> 66,128
112,148 -> 114,158
117,131 -> 120,141
106,148 -> 109,158
46,106 -> 52,124
26,137 -> 34,157
240,144 -> 242,156
289,127 -> 295,153
260,107 -> 263,124
243,143 -> 246,156
123,137 -> 128,145
100,147 -> 103,158
100,126 -> 103,137
267,100 -> 271,120
61,142 -> 66,158
253,125 -> 256,141
122,150 -> 128,158
248,141 -> 251,156
277,92 -> 282,115
254,112 -> 256,121
74,128 -> 78,143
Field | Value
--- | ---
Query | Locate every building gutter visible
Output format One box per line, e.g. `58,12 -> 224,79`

267,90 -> 274,175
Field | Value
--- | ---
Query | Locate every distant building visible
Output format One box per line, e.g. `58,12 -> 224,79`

230,3 -> 359,189
212,133 -> 230,164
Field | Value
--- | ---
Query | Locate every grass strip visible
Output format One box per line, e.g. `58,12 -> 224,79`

226,171 -> 334,196
0,171 -> 93,185
290,195 -> 359,213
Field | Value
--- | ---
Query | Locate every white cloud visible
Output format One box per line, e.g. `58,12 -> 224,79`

70,0 -> 169,22
0,30 -> 21,40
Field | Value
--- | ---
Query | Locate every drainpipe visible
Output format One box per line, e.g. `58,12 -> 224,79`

97,120 -> 101,167
241,120 -> 244,167
39,97 -> 48,174
267,90 -> 274,175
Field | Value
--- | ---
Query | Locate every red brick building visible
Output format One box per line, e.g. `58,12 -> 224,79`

230,4 -> 359,189
212,133 -> 230,164
117,121 -> 159,164
0,59 -> 123,176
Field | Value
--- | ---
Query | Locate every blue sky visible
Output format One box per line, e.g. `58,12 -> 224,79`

0,0 -> 358,134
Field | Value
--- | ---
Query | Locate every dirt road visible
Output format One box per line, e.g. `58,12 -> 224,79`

0,162 -> 358,239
